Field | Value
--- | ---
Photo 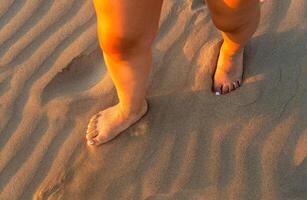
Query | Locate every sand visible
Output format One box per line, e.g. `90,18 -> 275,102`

0,0 -> 306,199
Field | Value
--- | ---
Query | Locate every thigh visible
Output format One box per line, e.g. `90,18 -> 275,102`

93,0 -> 164,41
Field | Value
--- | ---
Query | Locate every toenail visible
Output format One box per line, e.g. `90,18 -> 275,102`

87,139 -> 95,145
215,92 -> 221,96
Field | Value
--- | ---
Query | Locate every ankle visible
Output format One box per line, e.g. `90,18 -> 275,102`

221,41 -> 244,57
118,99 -> 148,118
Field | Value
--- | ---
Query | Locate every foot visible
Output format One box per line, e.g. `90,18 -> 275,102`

86,99 -> 149,146
212,42 -> 244,95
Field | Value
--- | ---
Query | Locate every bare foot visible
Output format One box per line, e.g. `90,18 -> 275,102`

212,42 -> 244,95
86,100 -> 148,146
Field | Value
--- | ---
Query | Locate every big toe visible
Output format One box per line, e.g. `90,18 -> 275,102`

213,82 -> 222,96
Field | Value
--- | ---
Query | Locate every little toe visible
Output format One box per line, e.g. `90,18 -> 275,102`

89,113 -> 100,123
233,81 -> 240,89
238,80 -> 242,86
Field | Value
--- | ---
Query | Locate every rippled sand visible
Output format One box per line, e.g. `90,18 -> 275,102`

0,0 -> 306,199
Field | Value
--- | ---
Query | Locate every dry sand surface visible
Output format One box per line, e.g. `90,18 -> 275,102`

0,0 -> 307,199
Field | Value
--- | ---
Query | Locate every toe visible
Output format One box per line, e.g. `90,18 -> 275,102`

86,128 -> 95,135
213,83 -> 222,96
86,120 -> 97,133
222,84 -> 229,94
87,119 -> 97,128
87,139 -> 95,145
86,113 -> 102,133
233,81 -> 240,89
92,133 -> 110,146
86,129 -> 99,140
237,80 -> 242,87
228,83 -> 235,91
86,127 -> 96,135
89,113 -> 100,123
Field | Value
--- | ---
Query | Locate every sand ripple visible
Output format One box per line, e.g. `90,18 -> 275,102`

0,0 -> 306,199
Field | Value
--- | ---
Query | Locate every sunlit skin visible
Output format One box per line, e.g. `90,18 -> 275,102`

207,0 -> 260,94
86,0 -> 261,146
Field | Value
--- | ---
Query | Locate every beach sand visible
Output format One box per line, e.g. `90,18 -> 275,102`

0,0 -> 307,199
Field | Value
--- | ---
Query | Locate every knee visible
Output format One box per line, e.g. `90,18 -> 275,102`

98,26 -> 155,59
211,13 -> 247,33
209,0 -> 259,32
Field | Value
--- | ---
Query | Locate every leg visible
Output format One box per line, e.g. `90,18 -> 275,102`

87,0 -> 163,146
206,0 -> 260,94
